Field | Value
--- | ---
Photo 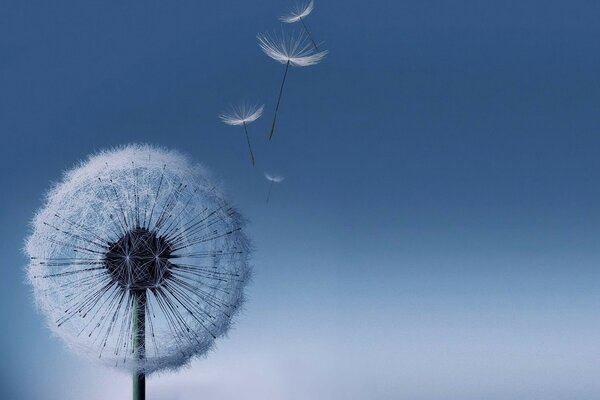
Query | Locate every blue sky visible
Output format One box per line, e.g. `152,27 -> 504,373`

2,1 -> 600,399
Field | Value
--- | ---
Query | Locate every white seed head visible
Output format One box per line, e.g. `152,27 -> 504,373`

25,144 -> 252,375
264,172 -> 285,183
257,30 -> 328,67
219,103 -> 264,126
280,0 -> 314,23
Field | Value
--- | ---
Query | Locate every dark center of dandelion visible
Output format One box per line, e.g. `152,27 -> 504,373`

104,227 -> 172,290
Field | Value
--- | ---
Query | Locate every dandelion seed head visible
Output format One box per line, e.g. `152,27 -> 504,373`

219,104 -> 264,126
257,31 -> 327,67
280,0 -> 314,23
26,144 -> 252,375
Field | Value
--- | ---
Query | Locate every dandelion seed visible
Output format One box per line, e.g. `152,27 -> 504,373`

280,0 -> 319,50
219,103 -> 264,166
26,144 -> 252,398
264,172 -> 285,203
257,30 -> 328,140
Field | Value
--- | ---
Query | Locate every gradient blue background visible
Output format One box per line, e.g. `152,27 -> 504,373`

2,1 -> 600,399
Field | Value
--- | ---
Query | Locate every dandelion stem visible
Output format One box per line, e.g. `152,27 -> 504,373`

266,181 -> 274,204
242,122 -> 256,166
299,17 -> 318,49
269,60 -> 290,141
132,290 -> 146,400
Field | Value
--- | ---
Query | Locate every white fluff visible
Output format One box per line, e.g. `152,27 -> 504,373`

264,172 -> 285,183
219,104 -> 264,126
25,144 -> 252,375
257,30 -> 328,67
280,0 -> 314,23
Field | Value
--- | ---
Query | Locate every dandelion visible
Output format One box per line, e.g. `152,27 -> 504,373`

280,0 -> 319,50
264,172 -> 284,203
219,103 -> 264,166
257,30 -> 328,140
26,144 -> 252,400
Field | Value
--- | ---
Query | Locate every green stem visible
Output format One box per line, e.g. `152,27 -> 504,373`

268,60 -> 290,141
300,17 -> 318,49
266,181 -> 274,203
243,122 -> 256,166
132,290 -> 146,400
